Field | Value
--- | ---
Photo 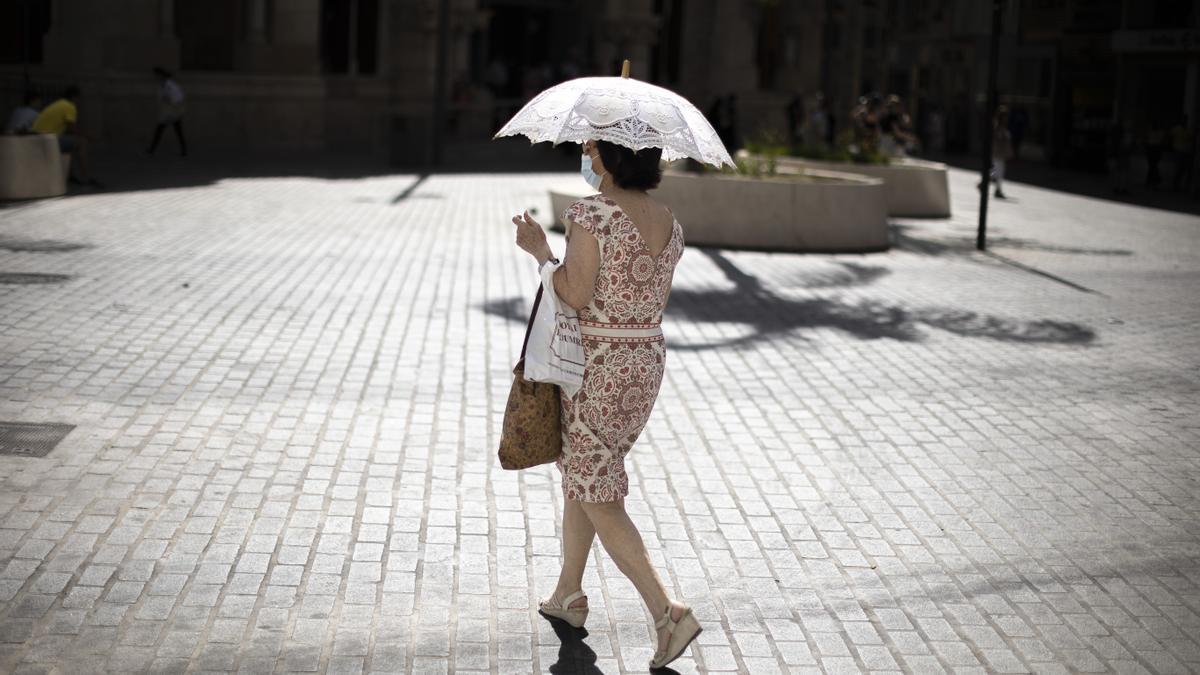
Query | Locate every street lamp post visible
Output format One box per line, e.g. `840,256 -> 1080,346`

978,0 -> 1004,251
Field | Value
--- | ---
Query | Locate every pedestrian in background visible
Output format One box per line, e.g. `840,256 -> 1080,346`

33,85 -> 100,187
1009,105 -> 1029,159
146,67 -> 187,157
4,91 -> 42,134
925,104 -> 946,155
786,94 -> 806,149
807,92 -> 832,150
1107,118 -> 1134,195
990,106 -> 1013,199
708,94 -> 738,154
880,95 -> 916,157
1171,116 -> 1193,191
1145,122 -> 1166,187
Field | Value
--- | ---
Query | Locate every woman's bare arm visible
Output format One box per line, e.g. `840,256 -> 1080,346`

553,220 -> 601,311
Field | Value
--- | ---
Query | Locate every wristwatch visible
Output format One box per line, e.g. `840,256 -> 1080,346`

539,255 -> 560,271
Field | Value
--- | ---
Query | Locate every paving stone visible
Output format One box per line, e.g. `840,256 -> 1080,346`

0,166 -> 1197,673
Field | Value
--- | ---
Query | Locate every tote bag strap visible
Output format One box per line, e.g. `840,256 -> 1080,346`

518,284 -> 545,362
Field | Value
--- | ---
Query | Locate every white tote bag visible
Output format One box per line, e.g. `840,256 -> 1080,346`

524,262 -> 585,398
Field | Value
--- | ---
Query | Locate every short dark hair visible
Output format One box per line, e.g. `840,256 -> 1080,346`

63,85 -> 81,100
153,66 -> 172,79
595,140 -> 663,190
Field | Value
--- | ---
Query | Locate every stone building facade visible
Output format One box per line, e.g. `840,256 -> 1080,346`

4,0 -> 1194,177
0,0 -> 844,162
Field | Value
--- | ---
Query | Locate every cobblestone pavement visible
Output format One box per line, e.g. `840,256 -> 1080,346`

0,164 -> 1198,674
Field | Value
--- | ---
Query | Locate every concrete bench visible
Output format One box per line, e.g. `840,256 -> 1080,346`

0,134 -> 68,200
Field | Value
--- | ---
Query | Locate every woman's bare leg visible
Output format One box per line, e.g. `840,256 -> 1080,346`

579,499 -> 687,650
551,497 -> 594,608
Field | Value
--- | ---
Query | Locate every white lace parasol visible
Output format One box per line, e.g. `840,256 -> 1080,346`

493,70 -> 734,168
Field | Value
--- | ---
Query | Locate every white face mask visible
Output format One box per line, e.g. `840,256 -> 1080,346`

581,152 -> 604,190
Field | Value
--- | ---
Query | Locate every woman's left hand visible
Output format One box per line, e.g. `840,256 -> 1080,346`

512,210 -> 552,263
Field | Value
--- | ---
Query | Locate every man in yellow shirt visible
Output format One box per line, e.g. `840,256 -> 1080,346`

33,86 -> 99,186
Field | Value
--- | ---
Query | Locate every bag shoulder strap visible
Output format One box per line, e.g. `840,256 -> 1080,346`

518,284 -> 544,362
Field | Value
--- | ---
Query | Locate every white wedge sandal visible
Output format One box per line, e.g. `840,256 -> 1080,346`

537,590 -> 589,628
649,605 -> 702,670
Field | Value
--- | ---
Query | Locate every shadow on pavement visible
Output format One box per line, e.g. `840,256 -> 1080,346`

932,152 -> 1200,217
0,237 -> 91,253
543,618 -> 604,675
0,138 -> 576,202
481,248 -> 1097,349
891,224 -> 1132,258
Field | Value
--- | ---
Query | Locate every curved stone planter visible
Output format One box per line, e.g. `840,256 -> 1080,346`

775,156 -> 951,218
0,134 -> 67,200
550,168 -> 889,253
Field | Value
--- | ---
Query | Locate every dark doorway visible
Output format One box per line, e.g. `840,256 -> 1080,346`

320,0 -> 380,75
0,0 -> 51,66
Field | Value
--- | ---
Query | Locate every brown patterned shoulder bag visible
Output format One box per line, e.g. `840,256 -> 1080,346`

498,286 -> 563,470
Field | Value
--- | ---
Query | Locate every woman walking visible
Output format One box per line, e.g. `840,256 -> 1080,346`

146,67 -> 187,157
511,139 -> 700,669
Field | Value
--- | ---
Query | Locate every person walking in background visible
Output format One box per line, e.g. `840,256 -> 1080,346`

1009,105 -> 1029,159
1171,116 -> 1193,191
880,95 -> 916,157
146,67 -> 187,157
853,94 -> 884,156
724,94 -> 740,153
987,106 -> 1014,199
709,94 -> 737,154
1107,118 -> 1134,195
511,139 -> 701,670
33,85 -> 100,187
4,91 -> 42,134
786,94 -> 806,149
925,104 -> 946,155
1145,122 -> 1166,187
807,92 -> 832,150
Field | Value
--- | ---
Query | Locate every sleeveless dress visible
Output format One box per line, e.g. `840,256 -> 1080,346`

558,195 -> 685,503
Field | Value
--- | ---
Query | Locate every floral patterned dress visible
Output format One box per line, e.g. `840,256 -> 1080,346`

558,195 -> 684,503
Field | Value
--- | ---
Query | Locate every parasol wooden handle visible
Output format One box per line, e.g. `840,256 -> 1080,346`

621,59 -> 631,78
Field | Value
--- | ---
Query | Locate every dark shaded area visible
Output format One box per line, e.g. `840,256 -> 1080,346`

542,615 -> 603,675
480,248 -> 1096,350
933,153 -> 1200,217
0,140 -> 574,200
891,225 -> 1108,295
891,224 -> 1131,258
0,272 -> 71,284
0,237 -> 89,253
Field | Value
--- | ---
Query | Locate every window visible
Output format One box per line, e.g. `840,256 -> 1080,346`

320,0 -> 379,75
0,0 -> 51,65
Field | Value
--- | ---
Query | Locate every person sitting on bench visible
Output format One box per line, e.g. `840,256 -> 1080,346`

33,85 -> 101,187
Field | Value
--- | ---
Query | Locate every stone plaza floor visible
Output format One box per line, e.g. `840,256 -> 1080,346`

0,160 -> 1198,674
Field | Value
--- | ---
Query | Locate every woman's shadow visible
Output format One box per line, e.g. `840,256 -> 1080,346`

544,617 -> 603,675
543,616 -> 683,675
